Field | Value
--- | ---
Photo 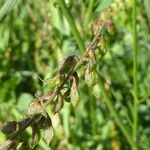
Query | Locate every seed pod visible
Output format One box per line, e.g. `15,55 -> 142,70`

85,62 -> 98,87
52,92 -> 64,114
43,126 -> 54,145
1,121 -> 17,135
70,73 -> 80,107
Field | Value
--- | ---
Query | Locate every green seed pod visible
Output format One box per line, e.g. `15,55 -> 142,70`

1,121 -> 17,135
43,126 -> 54,145
85,63 -> 98,87
70,73 -> 80,107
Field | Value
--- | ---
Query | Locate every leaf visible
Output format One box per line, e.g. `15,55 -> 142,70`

1,121 -> 17,135
95,0 -> 113,12
17,93 -> 34,113
144,0 -> 150,24
40,113 -> 54,145
31,125 -> 41,148
53,92 -> 64,114
57,55 -> 78,75
0,0 -> 19,22
43,126 -> 54,145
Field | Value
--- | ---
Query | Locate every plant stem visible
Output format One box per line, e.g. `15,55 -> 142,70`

97,75 -> 133,147
85,0 -> 94,28
59,0 -> 85,54
132,0 -> 138,148
88,88 -> 96,135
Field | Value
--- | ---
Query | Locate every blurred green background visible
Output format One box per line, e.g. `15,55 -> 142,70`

0,0 -> 150,149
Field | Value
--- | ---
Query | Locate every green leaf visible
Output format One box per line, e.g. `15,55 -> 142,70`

95,0 -> 113,12
17,93 -> 34,113
85,63 -> 98,87
0,0 -> 19,22
144,0 -> 150,24
70,82 -> 80,107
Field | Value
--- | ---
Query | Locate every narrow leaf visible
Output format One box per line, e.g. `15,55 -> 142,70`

70,73 -> 80,107
95,0 -> 113,12
0,0 -> 18,22
85,63 -> 98,87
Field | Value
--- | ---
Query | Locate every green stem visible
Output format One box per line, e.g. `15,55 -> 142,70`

132,0 -> 138,148
85,0 -> 94,28
59,0 -> 85,54
63,103 -> 70,138
97,72 -> 133,147
88,88 -> 96,135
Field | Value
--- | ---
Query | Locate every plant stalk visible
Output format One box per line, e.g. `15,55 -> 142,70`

85,0 -> 94,28
59,0 -> 85,54
97,75 -> 133,147
132,0 -> 138,148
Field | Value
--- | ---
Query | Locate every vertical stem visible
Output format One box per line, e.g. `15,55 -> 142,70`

132,0 -> 138,147
59,0 -> 85,54
63,103 -> 70,138
96,71 -> 133,147
85,0 -> 94,28
88,88 -> 96,135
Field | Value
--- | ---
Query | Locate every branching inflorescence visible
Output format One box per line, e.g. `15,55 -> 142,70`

0,19 -> 116,150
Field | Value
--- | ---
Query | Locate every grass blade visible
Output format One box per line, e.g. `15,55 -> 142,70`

0,0 -> 18,22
